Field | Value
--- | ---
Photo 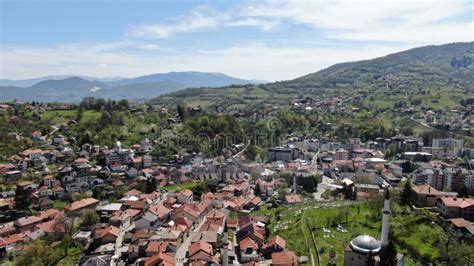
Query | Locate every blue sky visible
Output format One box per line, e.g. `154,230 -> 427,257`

1,0 -> 473,81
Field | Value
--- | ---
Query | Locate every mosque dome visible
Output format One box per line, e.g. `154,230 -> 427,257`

114,141 -> 122,150
349,235 -> 381,254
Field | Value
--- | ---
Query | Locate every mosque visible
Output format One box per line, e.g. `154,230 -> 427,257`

343,189 -> 404,266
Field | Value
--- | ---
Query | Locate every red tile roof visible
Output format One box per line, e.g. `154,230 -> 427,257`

145,240 -> 172,254
240,237 -> 258,250
0,233 -> 26,246
188,241 -> 213,257
177,189 -> 193,198
148,204 -> 171,220
65,198 -> 99,212
271,251 -> 298,265
285,194 -> 302,204
144,252 -> 176,266
440,197 -> 474,208
450,218 -> 472,228
97,226 -> 120,238
412,184 -> 441,196
14,216 -> 41,227
265,235 -> 286,249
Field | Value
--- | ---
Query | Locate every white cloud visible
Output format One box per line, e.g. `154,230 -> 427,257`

0,41 -> 412,81
127,0 -> 472,44
127,5 -> 280,39
1,0 -> 472,81
241,0 -> 473,43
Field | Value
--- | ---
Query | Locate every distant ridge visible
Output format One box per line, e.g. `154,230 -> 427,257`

0,71 -> 265,102
150,42 -> 474,112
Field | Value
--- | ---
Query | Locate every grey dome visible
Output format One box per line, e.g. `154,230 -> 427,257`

349,235 -> 381,254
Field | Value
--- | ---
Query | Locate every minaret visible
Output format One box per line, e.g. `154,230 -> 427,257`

381,188 -> 391,247
222,232 -> 229,266
292,175 -> 297,192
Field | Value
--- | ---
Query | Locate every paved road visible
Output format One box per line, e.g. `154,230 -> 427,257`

112,224 -> 134,264
314,176 -> 334,200
175,217 -> 207,265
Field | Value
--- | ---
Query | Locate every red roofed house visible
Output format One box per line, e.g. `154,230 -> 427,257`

64,198 -> 99,216
450,218 -> 474,236
0,233 -> 26,252
172,205 -> 199,223
188,241 -> 214,264
240,237 -> 259,263
411,184 -> 442,207
144,252 -> 176,266
206,210 -> 226,227
437,197 -> 474,221
145,240 -> 176,256
176,189 -> 194,204
95,226 -> 120,244
14,216 -> 41,232
284,194 -> 302,204
271,251 -> 298,266
264,235 -> 286,257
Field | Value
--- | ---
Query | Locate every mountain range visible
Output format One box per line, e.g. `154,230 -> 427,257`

151,42 -> 474,112
0,72 -> 264,102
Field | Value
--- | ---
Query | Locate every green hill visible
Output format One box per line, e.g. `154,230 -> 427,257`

150,42 -> 474,112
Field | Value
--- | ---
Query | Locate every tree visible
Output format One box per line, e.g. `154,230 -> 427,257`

177,104 -> 185,121
254,183 -> 261,196
117,99 -> 130,110
79,209 -> 99,228
458,184 -> 469,198
145,177 -> 157,193
13,239 -> 54,266
76,108 -> 84,121
14,185 -> 30,211
400,178 -> 412,205
379,241 -> 398,266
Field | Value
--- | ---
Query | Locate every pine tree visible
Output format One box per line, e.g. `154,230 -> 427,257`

145,177 -> 157,193
254,183 -> 261,196
379,241 -> 398,266
14,186 -> 30,211
458,184 -> 469,198
177,105 -> 185,121
400,178 -> 412,205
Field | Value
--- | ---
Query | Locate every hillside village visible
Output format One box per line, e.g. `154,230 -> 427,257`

0,99 -> 473,265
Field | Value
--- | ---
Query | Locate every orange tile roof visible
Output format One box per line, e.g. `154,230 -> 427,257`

266,235 -> 286,249
111,209 -> 141,221
200,223 -> 221,232
144,252 -> 176,266
177,189 -> 193,197
145,240 -> 172,254
206,210 -> 225,220
36,209 -> 61,221
97,226 -> 120,238
450,218 -> 472,228
148,204 -> 171,220
412,184 -> 441,196
271,251 -> 298,265
65,198 -> 99,212
188,241 -> 213,257
0,233 -> 25,246
240,237 -> 258,250
285,194 -> 302,203
440,197 -> 474,208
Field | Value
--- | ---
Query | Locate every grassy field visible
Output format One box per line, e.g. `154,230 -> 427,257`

255,198 -> 452,265
161,181 -> 198,191
253,199 -> 378,265
41,110 -> 100,123
53,200 -> 67,210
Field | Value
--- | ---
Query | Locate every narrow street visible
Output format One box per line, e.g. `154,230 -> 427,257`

175,217 -> 208,265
